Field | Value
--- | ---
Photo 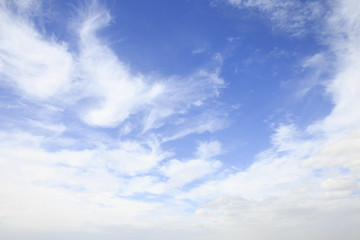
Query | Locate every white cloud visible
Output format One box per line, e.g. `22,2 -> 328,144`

270,123 -> 301,152
0,1 -> 73,99
192,48 -> 205,54
296,52 -> 332,97
196,140 -> 223,159
75,2 -> 163,127
105,140 -> 171,176
29,120 -> 66,134
142,68 -> 225,132
321,176 -> 359,191
303,130 -> 360,173
182,151 -> 311,202
1,0 -> 42,17
0,130 -> 171,230
162,112 -> 227,142
119,176 -> 165,196
74,2 -> 225,129
302,1 -> 360,174
227,0 -> 324,35
160,158 -> 221,190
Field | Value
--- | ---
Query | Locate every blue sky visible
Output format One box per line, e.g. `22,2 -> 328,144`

1,0 -> 360,239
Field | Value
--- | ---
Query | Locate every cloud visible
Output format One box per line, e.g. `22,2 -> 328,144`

160,158 -> 221,190
0,0 -> 73,99
119,141 -> 224,196
192,48 -> 205,54
302,0 -> 360,172
105,140 -> 171,176
142,67 -> 225,132
196,140 -> 223,159
303,130 -> 360,172
321,176 -> 359,191
162,112 -> 227,142
227,0 -> 325,35
0,130 -> 170,230
74,2 -> 225,129
75,2 -> 162,127
296,52 -> 334,97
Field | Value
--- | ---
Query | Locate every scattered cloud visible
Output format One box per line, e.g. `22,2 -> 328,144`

192,48 -> 206,54
160,158 -> 221,190
1,0 -> 360,239
196,140 -> 223,159
227,0 -> 325,36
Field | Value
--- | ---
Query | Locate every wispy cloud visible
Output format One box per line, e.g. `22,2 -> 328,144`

74,2 -> 225,129
192,48 -> 206,54
227,0 -> 325,36
0,0 -> 73,99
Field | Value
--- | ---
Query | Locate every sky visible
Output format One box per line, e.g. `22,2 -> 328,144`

0,0 -> 360,239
